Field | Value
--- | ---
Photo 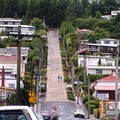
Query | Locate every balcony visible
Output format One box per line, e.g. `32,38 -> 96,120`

78,47 -> 98,54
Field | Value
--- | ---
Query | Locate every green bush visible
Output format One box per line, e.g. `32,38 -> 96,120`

66,87 -> 72,90
93,108 -> 99,119
82,95 -> 88,104
85,100 -> 99,109
67,90 -> 75,101
90,105 -> 95,114
64,76 -> 71,83
90,96 -> 100,102
89,100 -> 99,108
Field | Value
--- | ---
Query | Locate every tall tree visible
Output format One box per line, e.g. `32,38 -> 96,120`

2,0 -> 19,18
26,0 -> 37,21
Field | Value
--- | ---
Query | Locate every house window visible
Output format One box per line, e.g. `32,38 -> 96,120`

80,60 -> 84,65
100,46 -> 103,50
14,27 -> 18,31
29,27 -> 34,31
4,22 -> 8,24
96,69 -> 102,74
114,41 -> 118,44
8,83 -> 15,88
97,93 -> 109,100
104,41 -> 110,44
5,27 -> 13,32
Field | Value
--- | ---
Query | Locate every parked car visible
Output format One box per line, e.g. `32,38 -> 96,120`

0,105 -> 38,120
73,109 -> 85,118
73,81 -> 83,87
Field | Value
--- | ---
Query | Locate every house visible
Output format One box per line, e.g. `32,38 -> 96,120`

78,55 -> 120,75
0,47 -> 29,64
0,56 -> 25,77
78,38 -> 119,55
0,18 -> 21,25
0,75 -> 24,100
75,29 -> 94,34
0,18 -> 35,38
111,10 -> 120,17
92,73 -> 120,101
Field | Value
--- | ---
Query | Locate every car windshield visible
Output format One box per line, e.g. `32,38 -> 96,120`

0,110 -> 27,120
76,109 -> 84,114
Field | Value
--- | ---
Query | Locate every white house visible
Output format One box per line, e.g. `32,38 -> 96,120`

0,18 -> 21,25
0,75 -> 24,99
97,38 -> 119,45
111,10 -> 120,16
0,18 -> 35,39
78,55 -> 120,75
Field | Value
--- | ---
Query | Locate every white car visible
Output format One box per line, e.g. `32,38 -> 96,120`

35,113 -> 44,120
0,106 -> 38,120
73,109 -> 85,118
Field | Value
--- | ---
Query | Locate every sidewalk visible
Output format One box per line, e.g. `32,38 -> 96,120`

76,97 -> 100,120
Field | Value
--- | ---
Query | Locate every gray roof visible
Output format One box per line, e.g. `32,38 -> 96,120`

0,47 -> 29,56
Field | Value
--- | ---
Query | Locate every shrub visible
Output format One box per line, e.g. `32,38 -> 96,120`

85,100 -> 99,109
89,100 -> 99,108
90,96 -> 100,102
82,95 -> 88,104
90,105 -> 95,114
67,90 -> 75,101
66,87 -> 72,90
93,108 -> 99,119
64,76 -> 71,84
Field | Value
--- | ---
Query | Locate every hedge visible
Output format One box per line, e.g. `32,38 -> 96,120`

94,108 -> 99,119
90,105 -> 95,114
85,100 -> 99,109
67,90 -> 75,101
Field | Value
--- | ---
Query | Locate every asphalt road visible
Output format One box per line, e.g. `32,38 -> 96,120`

41,101 -> 85,120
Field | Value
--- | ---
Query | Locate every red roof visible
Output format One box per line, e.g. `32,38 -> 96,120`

76,29 -> 94,33
94,86 -> 120,90
0,56 -> 23,63
97,74 -> 120,82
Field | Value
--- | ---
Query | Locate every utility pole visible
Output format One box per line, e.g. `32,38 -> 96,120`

115,45 -> 119,120
88,73 -> 90,119
16,26 -> 21,105
84,54 -> 86,86
36,44 -> 43,113
6,27 -> 42,105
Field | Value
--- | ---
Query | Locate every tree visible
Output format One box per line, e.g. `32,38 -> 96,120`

2,0 -> 19,17
65,6 -> 76,22
59,21 -> 75,35
30,17 -> 43,30
26,0 -> 37,21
